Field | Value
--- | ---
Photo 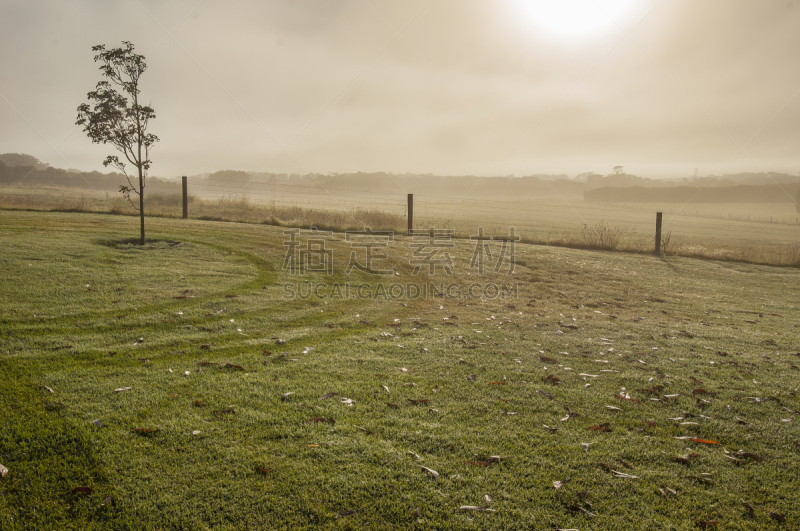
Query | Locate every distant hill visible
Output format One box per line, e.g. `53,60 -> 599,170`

0,157 -> 179,194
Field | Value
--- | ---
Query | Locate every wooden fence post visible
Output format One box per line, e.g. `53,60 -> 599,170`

407,193 -> 413,235
182,176 -> 188,219
655,211 -> 663,255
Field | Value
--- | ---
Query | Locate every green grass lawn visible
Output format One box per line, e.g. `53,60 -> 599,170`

1,210 -> 799,530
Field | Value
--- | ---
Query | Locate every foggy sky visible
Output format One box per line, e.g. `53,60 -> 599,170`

1,0 -> 798,179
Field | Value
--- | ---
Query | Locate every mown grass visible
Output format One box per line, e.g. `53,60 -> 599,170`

0,210 -> 799,530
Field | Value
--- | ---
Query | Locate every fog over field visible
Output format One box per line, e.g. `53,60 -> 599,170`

1,0 -> 799,179
3,3 -> 800,530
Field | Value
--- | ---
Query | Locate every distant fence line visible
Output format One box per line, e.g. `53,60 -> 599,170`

1,176 -> 799,267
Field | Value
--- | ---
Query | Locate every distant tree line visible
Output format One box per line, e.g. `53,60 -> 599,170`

0,159 -> 178,194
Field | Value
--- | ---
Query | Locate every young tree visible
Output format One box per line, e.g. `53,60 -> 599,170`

76,41 -> 158,244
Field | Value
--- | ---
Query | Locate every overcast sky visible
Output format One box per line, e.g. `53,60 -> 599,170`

1,0 -> 798,179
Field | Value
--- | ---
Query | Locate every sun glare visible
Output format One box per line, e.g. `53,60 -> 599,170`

512,0 -> 638,41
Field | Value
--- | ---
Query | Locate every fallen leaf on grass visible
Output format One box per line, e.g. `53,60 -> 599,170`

604,405 -> 623,411
256,467 -> 273,474
614,395 -> 642,404
212,410 -> 235,420
381,385 -> 390,394
114,387 -> 132,393
540,356 -> 559,363
43,386 -> 54,394
458,506 -> 495,512
611,471 -> 639,479
408,399 -> 430,405
281,392 -> 294,400
71,487 -> 93,495
768,512 -> 786,522
544,375 -> 562,385
421,466 -> 439,482
92,420 -> 106,428
199,344 -> 212,350
536,390 -> 554,400
724,455 -> 746,463
319,392 -> 337,399
45,402 -> 64,410
336,510 -> 356,518
387,403 -> 400,409
589,423 -> 612,432
739,452 -> 762,462
0,464 -> 7,477
133,428 -> 160,435
690,438 -> 719,446
307,444 -> 320,448
543,425 -> 559,432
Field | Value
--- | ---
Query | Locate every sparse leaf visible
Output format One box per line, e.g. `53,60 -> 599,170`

690,438 -> 719,446
421,466 -> 439,482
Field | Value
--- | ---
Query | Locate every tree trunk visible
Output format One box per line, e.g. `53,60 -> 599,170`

138,165 -> 145,244
134,91 -> 145,245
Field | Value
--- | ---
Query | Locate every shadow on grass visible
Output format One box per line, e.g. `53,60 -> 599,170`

0,361 -> 132,529
93,237 -> 184,250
